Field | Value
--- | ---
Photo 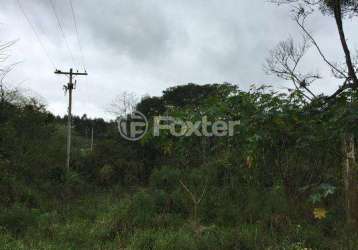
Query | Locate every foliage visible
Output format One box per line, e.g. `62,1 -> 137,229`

0,82 -> 357,249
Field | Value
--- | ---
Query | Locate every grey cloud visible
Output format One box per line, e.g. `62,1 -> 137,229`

79,0 -> 184,63
1,0 -> 356,119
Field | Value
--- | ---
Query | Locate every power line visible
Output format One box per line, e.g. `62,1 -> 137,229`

67,0 -> 92,109
69,0 -> 86,71
48,0 -> 77,67
16,0 -> 56,69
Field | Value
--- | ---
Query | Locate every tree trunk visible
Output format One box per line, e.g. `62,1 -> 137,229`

333,1 -> 358,86
342,133 -> 358,228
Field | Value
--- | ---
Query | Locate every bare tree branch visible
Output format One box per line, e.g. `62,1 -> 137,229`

293,8 -> 348,78
108,91 -> 139,117
179,179 -> 208,230
0,40 -> 16,61
265,36 -> 319,100
0,40 -> 19,105
268,0 -> 358,103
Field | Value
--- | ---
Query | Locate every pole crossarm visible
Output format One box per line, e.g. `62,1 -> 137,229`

55,69 -> 88,76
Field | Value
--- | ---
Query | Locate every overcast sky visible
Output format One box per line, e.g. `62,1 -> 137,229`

1,0 -> 357,119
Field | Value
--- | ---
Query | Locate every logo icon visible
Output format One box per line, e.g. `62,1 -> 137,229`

116,111 -> 148,141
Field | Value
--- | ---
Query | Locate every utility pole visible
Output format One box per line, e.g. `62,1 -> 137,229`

55,68 -> 88,174
90,126 -> 94,152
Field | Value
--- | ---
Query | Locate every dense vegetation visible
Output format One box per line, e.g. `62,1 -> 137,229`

0,82 -> 357,249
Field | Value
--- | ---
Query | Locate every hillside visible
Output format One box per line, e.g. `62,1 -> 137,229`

0,83 -> 357,249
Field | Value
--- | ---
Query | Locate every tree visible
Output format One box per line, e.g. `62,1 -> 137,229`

162,83 -> 236,108
265,36 -> 319,100
109,91 -> 139,118
136,96 -> 165,118
268,0 -> 358,228
267,0 -> 358,100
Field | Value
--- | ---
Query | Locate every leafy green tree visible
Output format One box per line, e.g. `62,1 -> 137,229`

269,0 -> 358,228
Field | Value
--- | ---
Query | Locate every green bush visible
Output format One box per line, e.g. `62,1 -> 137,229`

128,230 -> 157,250
92,198 -> 132,240
150,166 -> 181,192
130,191 -> 156,227
97,164 -> 115,186
237,223 -> 266,250
152,213 -> 186,228
0,229 -> 27,249
128,229 -> 196,250
54,218 -> 94,248
0,205 -> 40,236
154,229 -> 197,250
198,227 -> 239,250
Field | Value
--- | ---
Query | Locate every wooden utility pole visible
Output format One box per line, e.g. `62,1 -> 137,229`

55,68 -> 87,173
90,127 -> 94,152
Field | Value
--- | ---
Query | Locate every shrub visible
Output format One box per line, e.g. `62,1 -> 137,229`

128,229 -> 196,250
237,223 -> 266,250
198,227 -> 239,250
128,230 -> 157,250
92,198 -> 132,240
97,164 -> 115,186
130,191 -> 156,227
54,218 -> 94,248
0,205 -> 40,236
0,229 -> 27,249
150,166 -> 181,192
154,229 -> 197,250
